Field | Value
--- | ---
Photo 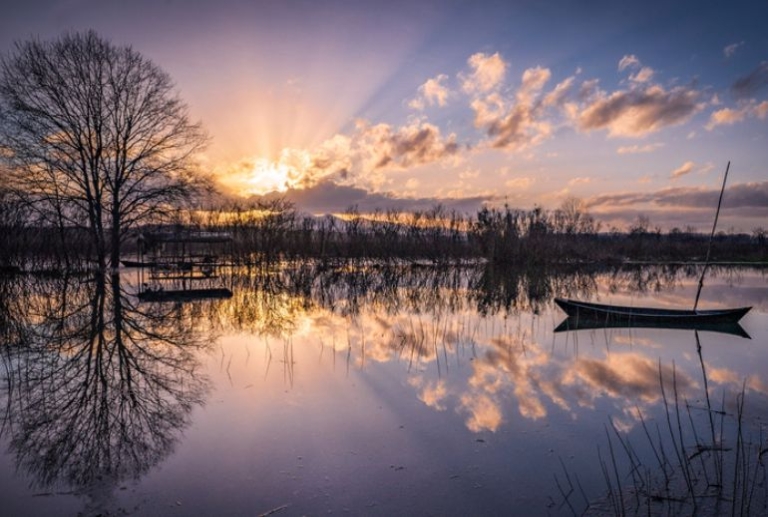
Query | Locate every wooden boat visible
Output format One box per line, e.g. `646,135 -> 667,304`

554,163 -> 752,337
554,314 -> 751,339
554,298 -> 751,325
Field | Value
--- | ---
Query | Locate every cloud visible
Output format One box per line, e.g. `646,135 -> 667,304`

409,74 -> 450,110
309,119 -> 462,191
616,142 -> 664,154
731,61 -> 768,98
618,54 -> 655,83
578,78 -> 601,101
724,41 -> 744,58
216,116 -> 463,197
250,180 -> 491,215
706,106 -> 747,128
630,66 -> 655,83
706,100 -> 768,129
568,176 -> 592,186
469,66 -> 556,151
618,54 -> 640,71
461,52 -> 507,94
215,50 -> 720,208
542,75 -> 576,108
585,181 -> 768,227
518,66 -> 552,103
671,161 -> 695,178
578,84 -> 703,137
576,54 -> 704,137
505,177 -> 534,189
356,119 -> 460,173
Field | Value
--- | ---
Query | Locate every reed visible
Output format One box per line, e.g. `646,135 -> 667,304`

568,360 -> 768,516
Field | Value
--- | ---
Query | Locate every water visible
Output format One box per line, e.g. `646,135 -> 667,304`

1,264 -> 767,516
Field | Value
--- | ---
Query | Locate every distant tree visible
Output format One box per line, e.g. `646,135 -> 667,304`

753,227 -> 766,245
629,214 -> 651,236
0,31 -> 208,269
555,196 -> 597,235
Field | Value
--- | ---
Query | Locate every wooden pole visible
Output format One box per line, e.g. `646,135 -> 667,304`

693,161 -> 730,312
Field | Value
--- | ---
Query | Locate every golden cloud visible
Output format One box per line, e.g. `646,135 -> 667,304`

410,74 -> 451,110
462,52 -> 507,94
578,84 -> 703,137
671,160 -> 696,178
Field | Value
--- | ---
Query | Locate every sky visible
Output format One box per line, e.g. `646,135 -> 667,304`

1,0 -> 767,231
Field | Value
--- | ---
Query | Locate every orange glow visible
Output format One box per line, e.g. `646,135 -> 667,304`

242,158 -> 294,195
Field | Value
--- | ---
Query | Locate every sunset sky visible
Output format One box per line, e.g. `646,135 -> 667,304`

2,0 -> 767,230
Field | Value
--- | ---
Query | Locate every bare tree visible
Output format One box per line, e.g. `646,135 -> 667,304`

0,31 -> 208,269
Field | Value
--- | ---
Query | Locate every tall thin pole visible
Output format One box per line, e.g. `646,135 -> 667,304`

693,161 -> 730,311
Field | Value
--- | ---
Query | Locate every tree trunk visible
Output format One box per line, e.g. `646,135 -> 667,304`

110,203 -> 121,270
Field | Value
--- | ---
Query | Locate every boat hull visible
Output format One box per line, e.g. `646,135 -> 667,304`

554,298 -> 751,325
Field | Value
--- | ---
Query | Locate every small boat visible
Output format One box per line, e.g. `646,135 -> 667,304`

554,298 -> 751,325
554,163 -> 753,337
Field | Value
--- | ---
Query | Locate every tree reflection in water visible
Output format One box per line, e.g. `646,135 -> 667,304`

0,273 -> 209,511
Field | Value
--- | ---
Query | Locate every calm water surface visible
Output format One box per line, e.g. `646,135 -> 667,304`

1,265 -> 767,516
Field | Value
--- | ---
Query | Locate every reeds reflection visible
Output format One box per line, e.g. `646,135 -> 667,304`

205,262 -> 603,335
0,274 -> 210,508
201,263 -> 765,434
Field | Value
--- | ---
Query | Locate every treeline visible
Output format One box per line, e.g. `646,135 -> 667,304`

0,188 -> 95,272
2,196 -> 767,272
181,199 -> 768,266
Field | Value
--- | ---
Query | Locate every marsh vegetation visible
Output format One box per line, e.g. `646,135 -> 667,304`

2,196 -> 767,274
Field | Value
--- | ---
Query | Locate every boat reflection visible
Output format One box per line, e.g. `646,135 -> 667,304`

554,316 -> 751,338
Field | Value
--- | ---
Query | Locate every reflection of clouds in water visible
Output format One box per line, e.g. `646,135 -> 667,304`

460,337 -> 552,429
309,310 -> 449,363
291,306 -> 711,435
611,334 -> 662,348
488,345 -> 551,420
459,393 -> 503,432
708,365 -> 768,395
708,366 -> 742,385
410,377 -> 448,411
564,353 -> 697,406
610,406 -> 647,434
312,309 -> 706,433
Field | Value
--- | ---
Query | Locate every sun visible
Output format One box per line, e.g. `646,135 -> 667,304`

243,158 -> 293,195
